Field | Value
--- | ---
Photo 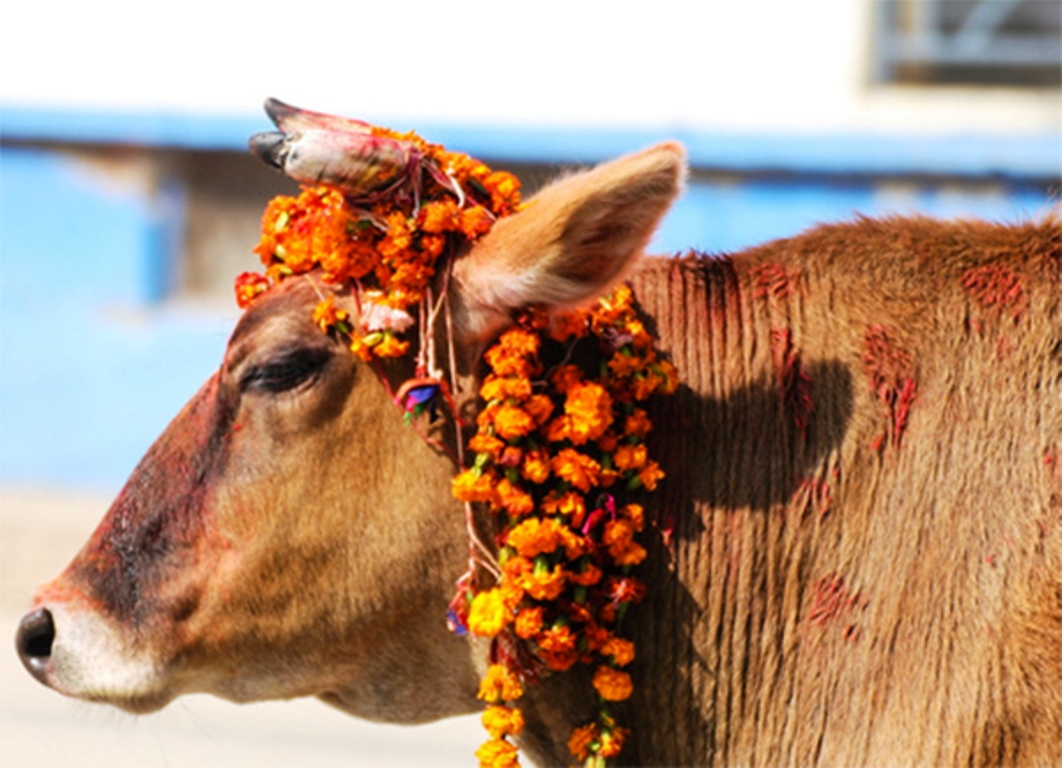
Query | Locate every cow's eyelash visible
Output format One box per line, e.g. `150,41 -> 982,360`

240,348 -> 331,394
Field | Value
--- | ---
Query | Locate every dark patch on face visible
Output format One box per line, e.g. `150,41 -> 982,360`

72,373 -> 238,624
69,278 -> 345,627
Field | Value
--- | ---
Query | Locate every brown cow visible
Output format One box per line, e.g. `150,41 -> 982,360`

16,142 -> 1062,767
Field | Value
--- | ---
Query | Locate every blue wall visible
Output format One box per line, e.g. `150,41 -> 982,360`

0,147 -> 233,490
0,108 -> 1058,491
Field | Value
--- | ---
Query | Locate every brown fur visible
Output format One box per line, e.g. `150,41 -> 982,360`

618,217 -> 1062,767
20,143 -> 1061,766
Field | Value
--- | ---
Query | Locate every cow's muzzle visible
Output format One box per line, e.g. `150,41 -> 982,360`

16,607 -> 55,684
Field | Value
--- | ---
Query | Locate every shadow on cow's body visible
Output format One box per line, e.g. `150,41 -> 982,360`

16,140 -> 1062,767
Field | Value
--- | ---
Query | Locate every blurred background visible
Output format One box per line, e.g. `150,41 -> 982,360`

0,0 -> 1059,765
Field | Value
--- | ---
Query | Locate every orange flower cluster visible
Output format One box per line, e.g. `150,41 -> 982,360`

235,126 -> 521,362
453,285 -> 678,766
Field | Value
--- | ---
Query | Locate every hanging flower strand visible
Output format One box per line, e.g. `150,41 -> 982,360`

239,108 -> 678,767
454,288 -> 677,767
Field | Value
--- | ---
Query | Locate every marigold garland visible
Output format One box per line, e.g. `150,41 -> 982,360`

238,117 -> 678,768
238,124 -> 521,360
452,287 -> 676,767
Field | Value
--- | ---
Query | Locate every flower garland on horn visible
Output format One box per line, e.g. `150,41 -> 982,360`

238,101 -> 678,768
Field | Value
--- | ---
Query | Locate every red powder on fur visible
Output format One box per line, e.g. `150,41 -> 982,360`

808,574 -> 866,641
794,473 -> 835,521
753,263 -> 798,303
863,325 -> 917,453
961,264 -> 1027,322
770,328 -> 813,438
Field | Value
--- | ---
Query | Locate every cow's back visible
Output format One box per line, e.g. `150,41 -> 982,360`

626,217 -> 1061,767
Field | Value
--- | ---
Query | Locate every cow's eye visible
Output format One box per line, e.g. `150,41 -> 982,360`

241,348 -> 331,394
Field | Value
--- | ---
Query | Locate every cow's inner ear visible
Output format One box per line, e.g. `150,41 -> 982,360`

452,142 -> 687,342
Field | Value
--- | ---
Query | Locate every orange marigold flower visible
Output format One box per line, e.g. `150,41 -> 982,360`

477,664 -> 524,703
507,605 -> 543,641
418,199 -> 461,234
540,491 -> 586,521
632,373 -> 660,401
502,555 -> 533,578
474,737 -> 520,768
492,405 -> 536,440
513,606 -> 544,639
498,446 -> 523,468
522,394 -> 555,427
377,211 -> 413,260
564,382 -> 614,445
496,478 -> 534,517
622,503 -> 645,532
496,327 -> 540,359
536,625 -> 578,671
419,233 -> 446,260
544,415 -> 572,443
550,364 -> 583,394
234,272 -> 270,309
623,409 -> 653,438
596,431 -> 619,454
453,469 -> 499,505
568,723 -> 599,762
602,637 -> 636,667
518,564 -> 566,601
551,448 -> 601,493
468,589 -> 511,637
374,333 -> 410,358
480,375 -> 532,403
602,519 -> 647,567
592,665 -> 634,701
549,310 -> 589,342
557,526 -> 589,560
613,443 -> 648,472
626,318 -> 653,349
348,335 -> 374,362
584,623 -> 612,651
520,450 -> 551,484
311,295 -> 348,332
637,460 -> 666,491
506,518 -> 562,559
469,433 -> 505,458
608,351 -> 647,378
499,581 -> 525,611
658,359 -> 680,394
567,563 -> 603,586
460,206 -> 495,239
483,170 -> 522,214
481,705 -> 525,739
598,726 -> 630,759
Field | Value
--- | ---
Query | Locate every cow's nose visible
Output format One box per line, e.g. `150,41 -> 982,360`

16,607 -> 55,683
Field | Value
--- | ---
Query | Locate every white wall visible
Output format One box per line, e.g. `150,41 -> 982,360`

3,0 -> 1057,134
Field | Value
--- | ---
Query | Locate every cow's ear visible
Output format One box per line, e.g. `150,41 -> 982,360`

453,141 -> 686,340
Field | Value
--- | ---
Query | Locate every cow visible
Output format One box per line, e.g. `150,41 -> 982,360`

15,138 -> 1062,767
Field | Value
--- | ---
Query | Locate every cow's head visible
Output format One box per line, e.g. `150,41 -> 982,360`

16,141 -> 685,724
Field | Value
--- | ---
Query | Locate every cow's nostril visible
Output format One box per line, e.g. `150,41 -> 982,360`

16,608 -> 55,682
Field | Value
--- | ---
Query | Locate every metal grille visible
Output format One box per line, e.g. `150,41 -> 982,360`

874,0 -> 1061,87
